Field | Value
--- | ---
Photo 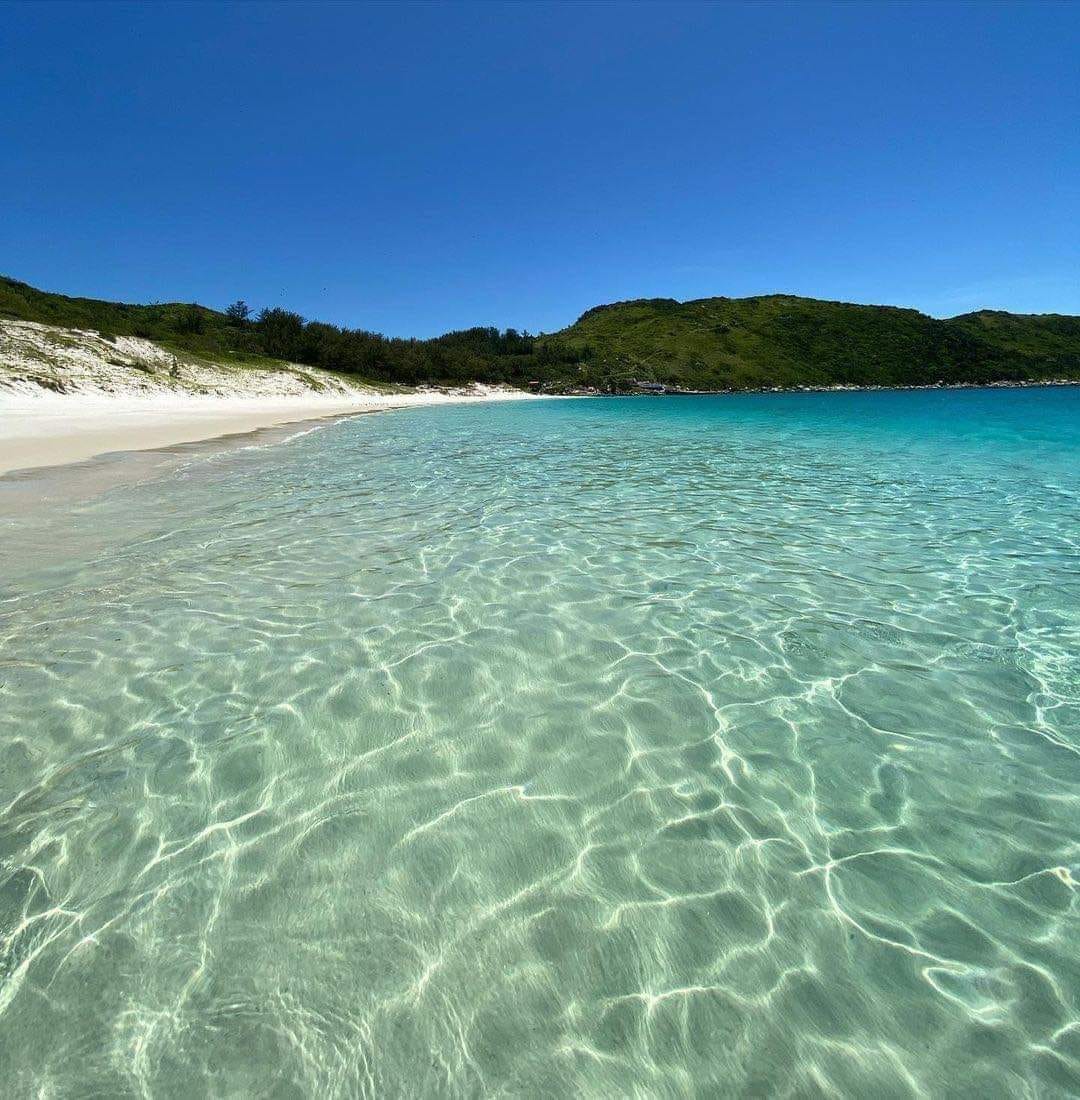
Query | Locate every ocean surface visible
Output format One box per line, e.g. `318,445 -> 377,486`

1,388 -> 1079,1097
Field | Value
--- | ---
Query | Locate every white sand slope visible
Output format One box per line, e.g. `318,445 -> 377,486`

0,320 -> 538,475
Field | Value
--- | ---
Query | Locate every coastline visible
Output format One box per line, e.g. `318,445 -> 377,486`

0,318 -> 547,478
2,375 -> 1073,479
0,385 -> 538,477
562,377 -> 1080,397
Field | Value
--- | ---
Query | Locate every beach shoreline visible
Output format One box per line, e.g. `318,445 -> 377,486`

0,385 -> 538,477
4,376 -> 1075,480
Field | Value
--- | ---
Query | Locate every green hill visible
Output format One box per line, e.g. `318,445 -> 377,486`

553,295 -> 1080,391
0,275 -> 274,364
3,275 -> 1079,393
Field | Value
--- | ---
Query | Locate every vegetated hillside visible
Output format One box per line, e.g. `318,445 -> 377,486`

0,276 -> 270,363
3,276 -> 1079,393
0,318 -> 381,401
0,275 -> 583,386
554,295 -> 1080,391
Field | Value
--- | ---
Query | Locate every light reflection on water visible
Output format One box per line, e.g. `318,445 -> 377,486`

1,388 -> 1078,1096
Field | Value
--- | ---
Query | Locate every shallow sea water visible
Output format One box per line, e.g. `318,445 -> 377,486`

1,389 -> 1079,1097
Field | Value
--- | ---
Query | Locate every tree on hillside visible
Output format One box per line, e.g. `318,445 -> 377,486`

226,300 -> 251,324
256,307 -> 308,360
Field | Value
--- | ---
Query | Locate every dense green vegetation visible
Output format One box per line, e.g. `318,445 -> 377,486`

558,296 -> 1080,390
3,275 -> 1079,392
0,275 -> 586,385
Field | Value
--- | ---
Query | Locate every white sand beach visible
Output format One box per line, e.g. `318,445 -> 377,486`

0,386 -> 538,476
0,319 -> 537,476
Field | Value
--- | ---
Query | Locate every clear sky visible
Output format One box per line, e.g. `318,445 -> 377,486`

3,1 -> 1078,336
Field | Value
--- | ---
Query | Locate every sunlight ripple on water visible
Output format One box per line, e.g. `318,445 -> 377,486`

1,389 -> 1078,1096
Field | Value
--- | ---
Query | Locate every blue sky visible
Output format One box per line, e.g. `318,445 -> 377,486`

3,1 -> 1077,336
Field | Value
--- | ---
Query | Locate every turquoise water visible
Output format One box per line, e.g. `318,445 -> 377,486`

1,388 -> 1079,1096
